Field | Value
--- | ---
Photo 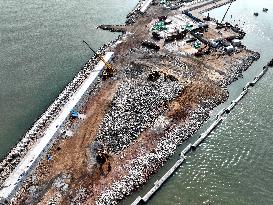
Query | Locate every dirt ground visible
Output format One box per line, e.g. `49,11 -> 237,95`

16,81 -> 119,205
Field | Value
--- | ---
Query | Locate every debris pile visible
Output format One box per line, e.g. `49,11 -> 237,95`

96,67 -> 183,153
96,99 -> 224,205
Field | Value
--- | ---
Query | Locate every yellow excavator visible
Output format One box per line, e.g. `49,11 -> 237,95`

83,40 -> 114,79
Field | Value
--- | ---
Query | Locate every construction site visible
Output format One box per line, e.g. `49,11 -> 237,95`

0,0 -> 261,204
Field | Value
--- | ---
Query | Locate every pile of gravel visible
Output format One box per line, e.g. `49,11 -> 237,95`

96,73 -> 183,153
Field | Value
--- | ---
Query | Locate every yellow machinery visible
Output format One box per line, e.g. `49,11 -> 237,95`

83,40 -> 114,78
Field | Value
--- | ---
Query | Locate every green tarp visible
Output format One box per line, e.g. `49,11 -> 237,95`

194,41 -> 201,49
152,21 -> 167,31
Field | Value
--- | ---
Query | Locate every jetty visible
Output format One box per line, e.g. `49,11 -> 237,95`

97,25 -> 127,33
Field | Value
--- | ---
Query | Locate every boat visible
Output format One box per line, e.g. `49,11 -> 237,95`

267,59 -> 273,67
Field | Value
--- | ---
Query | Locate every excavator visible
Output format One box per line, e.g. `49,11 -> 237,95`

83,40 -> 114,79
195,43 -> 210,57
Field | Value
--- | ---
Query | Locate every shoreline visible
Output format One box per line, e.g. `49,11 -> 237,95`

130,63 -> 271,204
0,0 -> 263,204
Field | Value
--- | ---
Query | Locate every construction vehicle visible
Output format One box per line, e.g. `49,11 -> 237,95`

194,43 -> 211,57
83,40 -> 114,79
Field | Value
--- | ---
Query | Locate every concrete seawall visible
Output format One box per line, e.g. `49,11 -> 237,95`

130,144 -> 191,204
140,0 -> 153,13
192,117 -> 223,149
0,52 -> 114,203
132,157 -> 186,205
181,143 -> 192,156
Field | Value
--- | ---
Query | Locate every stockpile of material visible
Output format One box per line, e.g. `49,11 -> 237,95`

94,59 -> 228,204
96,71 -> 183,153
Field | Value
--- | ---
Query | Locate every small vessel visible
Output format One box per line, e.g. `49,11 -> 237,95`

267,59 -> 273,67
254,12 -> 259,16
263,8 -> 268,12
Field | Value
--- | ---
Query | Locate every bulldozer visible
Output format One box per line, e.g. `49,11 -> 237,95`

83,40 -> 114,79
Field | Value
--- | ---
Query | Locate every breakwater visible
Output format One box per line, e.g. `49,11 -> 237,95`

0,52 -> 114,203
97,25 -> 127,33
130,64 -> 271,205
0,33 -> 122,185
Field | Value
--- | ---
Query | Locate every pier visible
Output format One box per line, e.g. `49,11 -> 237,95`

0,52 -> 114,203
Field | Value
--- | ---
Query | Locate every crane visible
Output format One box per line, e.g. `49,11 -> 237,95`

83,40 -> 114,78
220,0 -> 234,24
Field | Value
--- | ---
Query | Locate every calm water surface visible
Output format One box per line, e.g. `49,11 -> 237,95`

0,0 -> 138,158
121,0 -> 273,204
